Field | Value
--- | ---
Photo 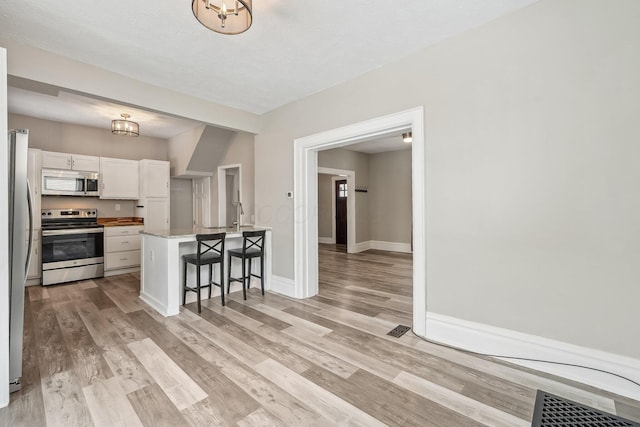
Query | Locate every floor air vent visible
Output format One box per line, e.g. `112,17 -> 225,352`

532,390 -> 640,427
387,325 -> 411,338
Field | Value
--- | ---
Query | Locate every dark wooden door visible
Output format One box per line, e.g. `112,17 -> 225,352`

335,179 -> 347,245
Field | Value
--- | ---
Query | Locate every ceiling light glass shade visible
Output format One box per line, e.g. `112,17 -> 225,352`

111,114 -> 139,137
192,0 -> 253,35
402,132 -> 413,143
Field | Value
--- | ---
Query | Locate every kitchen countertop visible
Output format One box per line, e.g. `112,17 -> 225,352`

141,225 -> 270,239
98,217 -> 144,227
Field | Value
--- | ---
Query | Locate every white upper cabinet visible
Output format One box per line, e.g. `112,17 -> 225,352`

139,159 -> 170,198
41,151 -> 100,172
100,157 -> 139,200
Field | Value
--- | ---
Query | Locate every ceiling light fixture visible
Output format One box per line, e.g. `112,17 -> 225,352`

402,132 -> 413,143
192,0 -> 253,35
111,113 -> 139,137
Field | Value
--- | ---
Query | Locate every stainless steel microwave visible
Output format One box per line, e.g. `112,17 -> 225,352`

41,169 -> 100,196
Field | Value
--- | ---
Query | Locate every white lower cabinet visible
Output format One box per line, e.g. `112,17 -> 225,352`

104,225 -> 144,276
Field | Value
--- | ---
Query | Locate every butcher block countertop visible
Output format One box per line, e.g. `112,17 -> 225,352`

97,217 -> 144,227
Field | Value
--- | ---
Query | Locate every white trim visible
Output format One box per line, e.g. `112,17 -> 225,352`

270,275 -> 296,297
426,312 -> 640,401
192,176 -> 212,227
318,237 -> 335,244
370,241 -> 412,253
1,46 -> 10,408
353,241 -> 371,253
294,106 -> 426,336
217,163 -> 242,227
139,291 -> 174,317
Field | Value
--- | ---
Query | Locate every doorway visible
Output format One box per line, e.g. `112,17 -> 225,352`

293,106 -> 426,336
218,164 -> 242,227
192,177 -> 211,227
334,179 -> 348,245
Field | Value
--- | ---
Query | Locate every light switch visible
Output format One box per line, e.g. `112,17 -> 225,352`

115,203 -> 121,211
286,191 -> 293,199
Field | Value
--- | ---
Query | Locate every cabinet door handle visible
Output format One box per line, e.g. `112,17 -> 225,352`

121,241 -> 129,244
120,258 -> 128,261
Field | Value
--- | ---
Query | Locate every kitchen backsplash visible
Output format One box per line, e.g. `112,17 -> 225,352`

41,196 -> 135,218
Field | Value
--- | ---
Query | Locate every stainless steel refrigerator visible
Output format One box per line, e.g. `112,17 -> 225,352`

7,129 -> 33,393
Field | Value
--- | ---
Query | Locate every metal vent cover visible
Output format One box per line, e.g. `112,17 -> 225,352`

532,390 -> 640,427
387,325 -> 411,338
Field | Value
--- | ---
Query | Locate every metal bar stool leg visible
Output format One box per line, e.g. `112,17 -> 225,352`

227,253 -> 232,294
196,264 -> 202,313
220,260 -> 225,306
183,262 -> 188,306
248,257 -> 252,290
242,257 -> 247,300
260,253 -> 265,295
208,264 -> 213,299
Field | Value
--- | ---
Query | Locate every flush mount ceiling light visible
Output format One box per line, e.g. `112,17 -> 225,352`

402,132 -> 413,143
192,0 -> 253,35
111,113 -> 139,137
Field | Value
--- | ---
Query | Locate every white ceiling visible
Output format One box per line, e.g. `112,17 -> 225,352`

0,0 -> 538,117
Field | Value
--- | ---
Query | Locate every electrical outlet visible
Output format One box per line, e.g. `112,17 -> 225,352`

286,191 -> 294,199
115,203 -> 121,211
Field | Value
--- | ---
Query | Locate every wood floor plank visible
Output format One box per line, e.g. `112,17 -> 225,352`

225,299 -> 292,330
54,300 -> 114,387
127,383 -> 188,427
303,366 -> 484,427
84,287 -> 117,310
41,370 -> 94,427
237,407 -> 286,427
255,358 -> 385,426
393,371 -> 530,426
127,310 -> 261,424
128,338 -> 207,411
83,376 -> 144,427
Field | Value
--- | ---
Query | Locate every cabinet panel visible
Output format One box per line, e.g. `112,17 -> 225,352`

139,160 -> 169,198
106,235 -> 141,253
138,198 -> 169,231
71,154 -> 100,172
105,251 -> 141,269
100,157 -> 139,199
105,225 -> 144,237
41,151 -> 72,170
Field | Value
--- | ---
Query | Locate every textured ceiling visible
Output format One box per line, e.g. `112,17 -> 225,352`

0,0 -> 538,115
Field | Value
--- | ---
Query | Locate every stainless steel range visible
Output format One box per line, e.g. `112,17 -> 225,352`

41,208 -> 104,286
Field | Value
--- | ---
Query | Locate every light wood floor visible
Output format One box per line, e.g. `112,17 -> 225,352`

2,244 -> 640,426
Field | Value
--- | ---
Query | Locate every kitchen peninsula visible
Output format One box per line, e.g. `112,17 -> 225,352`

139,226 -> 271,316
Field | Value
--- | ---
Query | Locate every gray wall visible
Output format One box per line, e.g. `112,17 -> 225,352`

9,113 -> 168,161
170,178 -> 193,229
9,113 -> 169,218
318,149 -> 412,245
317,174 -> 336,240
369,149 -> 412,244
318,148 -> 370,243
255,0 -> 640,359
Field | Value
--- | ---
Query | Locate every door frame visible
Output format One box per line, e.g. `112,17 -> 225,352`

217,163 -> 242,227
293,106 -> 426,337
318,167 -> 356,253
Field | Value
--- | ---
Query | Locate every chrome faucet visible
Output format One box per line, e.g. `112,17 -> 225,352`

233,200 -> 244,230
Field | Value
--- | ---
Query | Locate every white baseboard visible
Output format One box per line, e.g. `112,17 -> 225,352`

139,291 -> 174,317
425,312 -> 640,401
270,275 -> 296,298
318,237 -> 335,244
353,241 -> 371,253
352,240 -> 412,254
370,240 -> 412,253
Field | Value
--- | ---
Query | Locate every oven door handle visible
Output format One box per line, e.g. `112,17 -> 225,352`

42,228 -> 104,236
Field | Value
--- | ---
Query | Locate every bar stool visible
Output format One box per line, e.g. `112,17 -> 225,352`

183,233 -> 225,313
227,230 -> 265,300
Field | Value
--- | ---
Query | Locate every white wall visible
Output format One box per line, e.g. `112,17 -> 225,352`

255,0 -> 640,359
1,46 -> 10,408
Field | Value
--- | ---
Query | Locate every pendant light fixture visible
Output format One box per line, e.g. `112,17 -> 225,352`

402,132 -> 413,143
192,0 -> 253,35
111,113 -> 139,137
